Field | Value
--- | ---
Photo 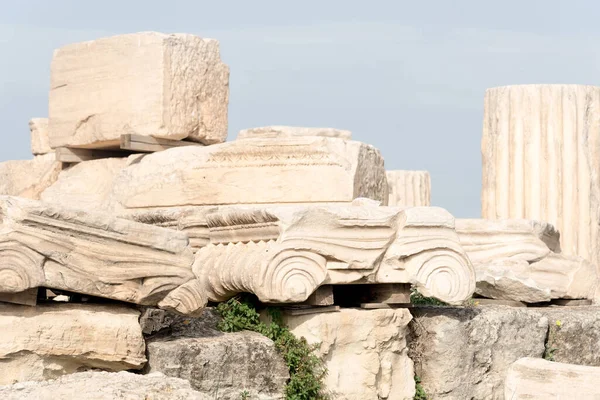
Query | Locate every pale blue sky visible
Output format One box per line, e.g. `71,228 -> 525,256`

1,1 -> 598,217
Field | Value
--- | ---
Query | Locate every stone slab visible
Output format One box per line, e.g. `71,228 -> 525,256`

49,32 -> 229,149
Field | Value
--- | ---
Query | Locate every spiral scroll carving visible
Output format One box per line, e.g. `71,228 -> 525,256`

158,279 -> 208,317
0,241 -> 45,293
256,249 -> 327,303
411,249 -> 475,304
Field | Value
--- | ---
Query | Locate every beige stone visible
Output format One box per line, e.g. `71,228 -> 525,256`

482,84 -> 600,268
0,303 -> 145,384
29,118 -> 52,155
111,137 -> 387,208
386,170 -> 431,207
283,308 -> 414,400
0,371 -> 210,400
49,32 -> 229,149
146,331 -> 289,400
504,357 -> 600,399
238,126 -> 352,140
410,306 -> 548,400
192,203 -> 475,305
0,196 -> 201,315
41,156 -> 138,211
456,219 -> 598,303
0,154 -> 62,200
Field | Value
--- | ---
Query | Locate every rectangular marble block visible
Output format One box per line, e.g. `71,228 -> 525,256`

49,32 -> 229,149
111,137 -> 388,208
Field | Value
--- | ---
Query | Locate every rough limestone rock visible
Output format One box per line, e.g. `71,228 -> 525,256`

0,303 -> 146,385
29,118 -> 52,155
540,307 -> 600,366
0,196 -> 200,315
110,137 -> 387,208
145,309 -> 288,400
283,308 -> 415,400
482,84 -> 600,267
0,154 -> 62,199
49,32 -> 229,148
456,219 -> 598,303
409,306 -> 548,400
0,371 -> 210,400
238,126 -> 352,140
386,170 -> 431,207
41,156 -> 138,211
504,357 -> 600,399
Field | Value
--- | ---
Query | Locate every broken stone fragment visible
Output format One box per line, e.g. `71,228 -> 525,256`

49,32 -> 229,148
456,218 -> 599,303
0,154 -> 62,200
192,204 -> 475,306
0,303 -> 146,385
504,357 -> 600,399
283,308 -> 414,400
0,196 -> 200,314
0,370 -> 210,400
237,125 -> 352,140
29,118 -> 52,155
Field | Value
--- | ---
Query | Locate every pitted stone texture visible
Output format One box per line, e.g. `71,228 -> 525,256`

146,331 -> 288,400
505,357 -> 600,399
540,307 -> 600,366
0,154 -> 62,200
284,308 -> 415,400
29,118 -> 52,155
0,371 -> 210,400
0,303 -> 145,385
49,32 -> 229,148
238,126 -> 352,140
409,306 -> 548,400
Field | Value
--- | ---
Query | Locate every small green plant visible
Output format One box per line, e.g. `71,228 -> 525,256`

240,390 -> 250,400
410,289 -> 448,306
414,375 -> 427,399
217,295 -> 328,400
544,320 -> 562,361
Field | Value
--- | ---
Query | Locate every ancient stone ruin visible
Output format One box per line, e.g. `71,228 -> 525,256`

1,32 -> 599,399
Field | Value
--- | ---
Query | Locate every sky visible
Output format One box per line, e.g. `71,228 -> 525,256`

1,1 -> 599,217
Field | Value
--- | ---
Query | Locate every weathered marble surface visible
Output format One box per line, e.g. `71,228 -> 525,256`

146,331 -> 288,400
0,371 -> 210,400
505,357 -> 600,399
0,303 -> 145,384
110,137 -> 387,209
284,308 -> 414,400
482,84 -> 600,267
49,32 -> 229,148
192,203 -> 475,305
238,126 -> 352,140
41,157 -> 135,211
386,170 -> 431,208
409,306 -> 548,400
456,219 -> 599,303
0,196 -> 199,314
29,118 -> 52,155
0,154 -> 62,200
